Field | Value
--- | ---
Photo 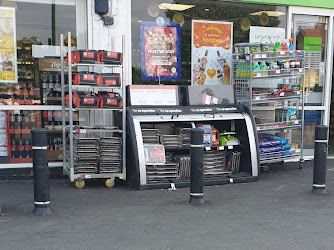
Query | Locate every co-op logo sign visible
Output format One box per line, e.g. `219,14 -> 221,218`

51,62 -> 68,69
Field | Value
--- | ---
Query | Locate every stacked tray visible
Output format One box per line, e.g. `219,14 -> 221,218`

99,137 -> 122,173
160,134 -> 183,149
141,129 -> 160,144
178,127 -> 191,147
146,163 -> 179,183
155,123 -> 175,135
73,136 -> 99,174
203,150 -> 228,178
175,155 -> 190,179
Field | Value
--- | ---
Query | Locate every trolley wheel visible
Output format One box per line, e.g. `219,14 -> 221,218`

262,165 -> 270,172
105,178 -> 115,188
74,179 -> 85,189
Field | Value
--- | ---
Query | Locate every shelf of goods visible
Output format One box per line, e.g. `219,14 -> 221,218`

126,105 -> 259,190
60,32 -> 126,189
233,50 -> 304,168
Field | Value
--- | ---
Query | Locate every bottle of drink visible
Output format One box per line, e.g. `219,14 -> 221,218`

55,74 -> 61,89
222,59 -> 231,85
10,113 -> 15,129
18,139 -> 24,158
22,84 -> 28,100
42,74 -> 48,89
28,82 -> 35,100
22,111 -> 29,129
49,74 -> 54,89
11,139 -> 17,158
217,51 -> 224,70
24,139 -> 31,158
199,50 -> 208,73
16,113 -> 22,130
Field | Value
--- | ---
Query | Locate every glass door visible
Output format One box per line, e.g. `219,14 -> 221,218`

289,8 -> 334,156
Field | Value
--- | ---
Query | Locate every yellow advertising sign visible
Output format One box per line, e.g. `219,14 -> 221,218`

0,7 -> 17,83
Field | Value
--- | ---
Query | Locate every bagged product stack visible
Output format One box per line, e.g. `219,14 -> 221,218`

259,134 -> 295,160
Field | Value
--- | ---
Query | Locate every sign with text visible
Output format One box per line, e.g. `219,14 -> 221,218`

140,22 -> 181,81
304,37 -> 322,51
192,20 -> 233,86
249,26 -> 285,43
129,85 -> 179,106
0,7 -> 17,83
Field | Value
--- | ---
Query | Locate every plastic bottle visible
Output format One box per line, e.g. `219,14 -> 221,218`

200,124 -> 212,146
252,62 -> 260,78
259,61 -> 268,76
212,127 -> 220,146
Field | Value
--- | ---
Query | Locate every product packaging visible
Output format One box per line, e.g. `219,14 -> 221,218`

66,92 -> 99,108
98,91 -> 122,109
97,73 -> 121,87
73,72 -> 99,85
98,51 -> 123,65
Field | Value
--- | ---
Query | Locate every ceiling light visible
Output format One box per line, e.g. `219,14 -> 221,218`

159,3 -> 195,11
249,11 -> 286,17
138,20 -> 142,23
205,8 -> 209,11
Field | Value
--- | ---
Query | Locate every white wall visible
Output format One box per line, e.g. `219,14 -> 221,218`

87,0 -> 132,85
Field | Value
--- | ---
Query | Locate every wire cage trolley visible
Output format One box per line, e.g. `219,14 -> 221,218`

60,32 -> 126,188
232,50 -> 305,170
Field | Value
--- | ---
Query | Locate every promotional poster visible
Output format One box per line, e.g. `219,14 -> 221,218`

140,21 -> 181,81
0,7 -> 17,83
192,20 -> 233,85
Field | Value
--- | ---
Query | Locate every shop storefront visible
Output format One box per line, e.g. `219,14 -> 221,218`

0,0 -> 132,177
130,0 -> 334,158
2,0 -> 334,179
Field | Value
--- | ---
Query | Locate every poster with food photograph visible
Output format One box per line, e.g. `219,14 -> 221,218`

140,22 -> 181,81
192,20 -> 233,86
0,7 -> 17,83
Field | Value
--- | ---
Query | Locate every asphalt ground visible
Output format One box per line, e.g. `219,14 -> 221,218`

1,160 -> 334,250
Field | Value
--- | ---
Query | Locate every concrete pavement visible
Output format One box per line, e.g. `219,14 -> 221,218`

0,160 -> 334,250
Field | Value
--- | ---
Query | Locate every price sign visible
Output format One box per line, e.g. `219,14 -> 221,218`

130,85 -> 178,106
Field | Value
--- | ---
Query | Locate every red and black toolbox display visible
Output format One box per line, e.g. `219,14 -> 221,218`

73,72 -> 99,85
98,91 -> 122,108
66,92 -> 99,108
65,50 -> 99,64
97,73 -> 121,87
65,50 -> 123,65
98,51 -> 123,65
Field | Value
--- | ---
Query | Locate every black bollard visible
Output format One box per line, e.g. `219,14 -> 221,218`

312,125 -> 328,195
31,129 -> 51,215
189,128 -> 204,205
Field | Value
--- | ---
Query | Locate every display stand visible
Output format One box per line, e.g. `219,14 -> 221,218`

61,32 -> 126,188
126,85 -> 259,190
233,50 -> 304,169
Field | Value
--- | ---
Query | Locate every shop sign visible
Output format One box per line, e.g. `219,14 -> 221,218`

304,37 -> 322,51
140,22 -> 181,81
0,7 -> 17,83
191,20 -> 233,85
249,26 -> 285,43
129,85 -> 179,106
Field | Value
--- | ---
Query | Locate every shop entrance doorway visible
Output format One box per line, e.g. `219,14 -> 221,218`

288,7 -> 334,156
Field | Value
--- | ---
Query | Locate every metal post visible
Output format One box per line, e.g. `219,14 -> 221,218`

312,125 -> 328,195
31,129 -> 51,215
189,128 -> 204,205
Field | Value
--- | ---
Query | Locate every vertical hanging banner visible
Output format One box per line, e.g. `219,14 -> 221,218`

0,7 -> 17,83
141,22 -> 181,81
192,20 -> 233,85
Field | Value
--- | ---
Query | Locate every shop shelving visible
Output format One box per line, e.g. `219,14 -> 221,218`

233,50 -> 305,169
60,32 -> 126,188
